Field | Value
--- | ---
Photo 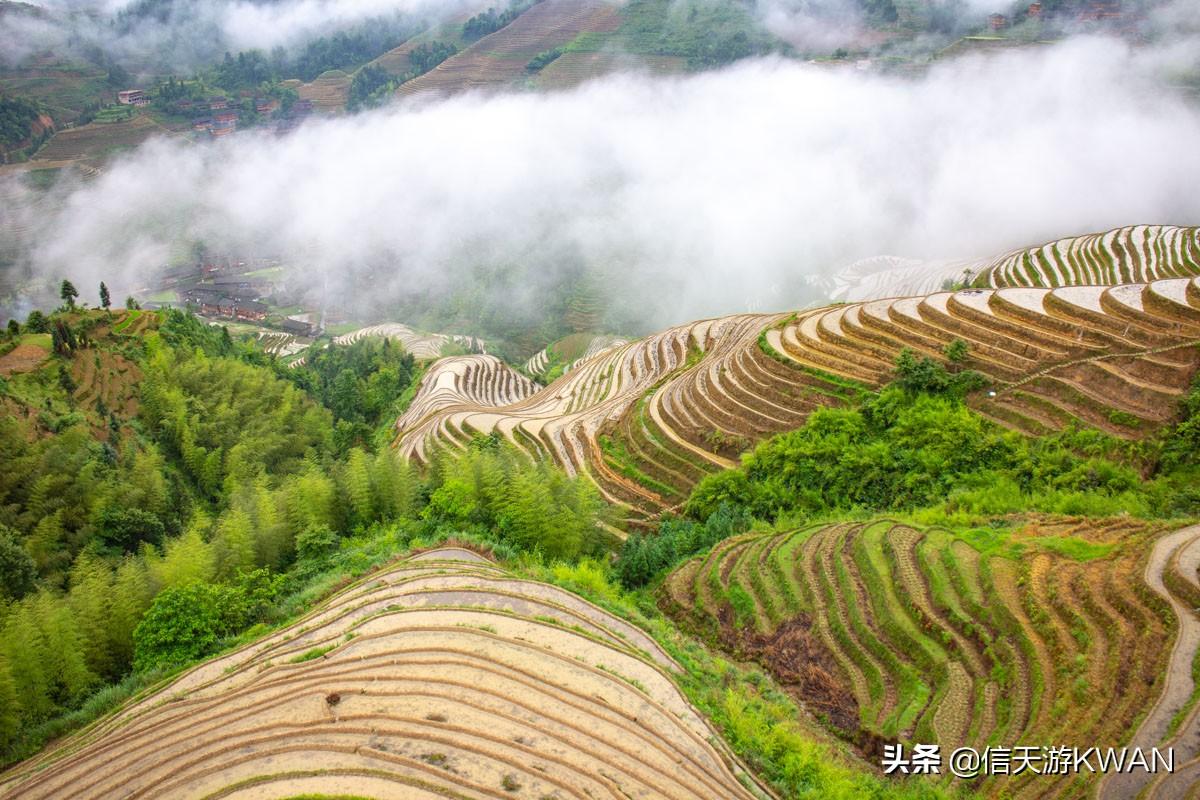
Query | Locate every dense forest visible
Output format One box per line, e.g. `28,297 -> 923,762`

0,306 -> 604,760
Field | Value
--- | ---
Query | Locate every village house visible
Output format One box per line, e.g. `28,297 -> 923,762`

213,110 -> 239,125
117,89 -> 148,106
255,98 -> 279,115
208,96 -> 229,110
192,117 -> 213,131
1027,2 -> 1042,17
988,12 -> 1008,29
1078,1 -> 1122,21
184,288 -> 236,317
212,275 -> 269,295
279,318 -> 314,337
233,301 -> 269,322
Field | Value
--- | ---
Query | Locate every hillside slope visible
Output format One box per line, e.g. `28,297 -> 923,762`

396,0 -> 623,99
395,273 -> 1200,528
663,518 -> 1199,800
0,546 -> 766,800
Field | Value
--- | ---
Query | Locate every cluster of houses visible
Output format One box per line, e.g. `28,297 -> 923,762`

188,96 -> 240,137
988,0 -> 1122,29
183,95 -> 314,138
154,257 -> 316,337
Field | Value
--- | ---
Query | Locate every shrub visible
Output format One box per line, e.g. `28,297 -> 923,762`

96,508 -> 165,553
616,503 -> 750,588
132,582 -> 243,672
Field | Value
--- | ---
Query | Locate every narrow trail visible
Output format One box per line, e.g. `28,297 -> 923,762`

1100,525 -> 1200,800
995,340 -> 1200,396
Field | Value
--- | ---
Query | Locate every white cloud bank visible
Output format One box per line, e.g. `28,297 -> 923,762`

1,0 -> 481,68
11,35 -> 1200,327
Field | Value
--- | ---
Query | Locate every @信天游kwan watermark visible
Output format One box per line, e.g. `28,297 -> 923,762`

882,743 -> 1174,778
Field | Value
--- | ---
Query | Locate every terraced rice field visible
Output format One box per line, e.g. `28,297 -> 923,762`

522,334 -> 629,379
985,226 -> 1200,289
69,348 -> 142,424
33,115 -> 170,164
663,519 -> 1196,799
533,52 -> 685,89
0,546 -> 765,800
396,275 -> 1200,528
832,226 -> 1200,302
0,337 -> 50,377
296,71 -> 352,113
334,323 -> 484,360
257,331 -> 308,359
397,0 -> 622,99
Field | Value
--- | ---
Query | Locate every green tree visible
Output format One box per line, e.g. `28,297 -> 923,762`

108,557 -> 153,671
31,592 -> 96,706
25,310 -> 48,333
67,553 -> 117,679
133,582 -> 238,672
0,605 -> 51,720
212,507 -> 256,579
0,657 -> 21,752
146,522 -> 216,591
96,508 -> 165,553
59,280 -> 79,308
98,282 -> 111,311
0,525 -> 37,600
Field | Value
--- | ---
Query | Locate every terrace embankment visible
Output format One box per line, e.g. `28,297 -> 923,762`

0,547 -> 765,800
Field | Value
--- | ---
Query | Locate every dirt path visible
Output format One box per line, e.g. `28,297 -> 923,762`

1100,525 -> 1200,800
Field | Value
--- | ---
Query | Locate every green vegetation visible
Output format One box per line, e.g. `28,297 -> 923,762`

527,47 -> 565,73
286,336 -> 416,448
463,0 -> 541,41
616,503 -> 750,588
611,0 -> 776,69
347,42 -> 459,110
0,95 -> 47,153
0,303 -> 605,764
657,517 -> 1171,794
686,362 -> 1200,526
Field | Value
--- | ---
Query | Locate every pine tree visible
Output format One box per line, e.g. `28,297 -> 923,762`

98,282 -> 111,311
59,279 -> 79,308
